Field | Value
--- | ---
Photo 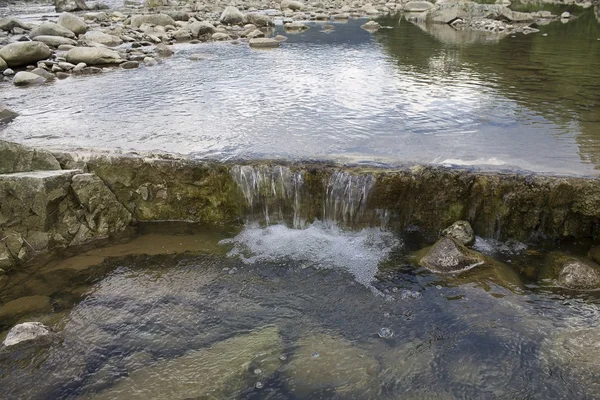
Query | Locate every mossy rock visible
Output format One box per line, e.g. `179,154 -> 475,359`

539,252 -> 600,291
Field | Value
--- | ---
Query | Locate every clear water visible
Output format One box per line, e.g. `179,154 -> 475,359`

1,10 -> 600,175
1,223 -> 600,399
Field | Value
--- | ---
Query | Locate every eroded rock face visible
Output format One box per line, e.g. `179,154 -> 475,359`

442,220 -> 475,246
2,322 -> 51,347
419,237 -> 486,274
542,252 -> 600,291
94,326 -> 283,399
0,42 -> 52,68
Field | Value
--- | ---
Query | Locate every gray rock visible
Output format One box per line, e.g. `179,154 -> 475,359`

54,0 -> 88,13
274,35 -> 288,41
3,68 -> 14,76
281,0 -> 304,11
0,41 -> 52,67
13,71 -> 45,86
121,60 -> 139,69
212,32 -> 231,41
220,6 -> 245,25
33,35 -> 77,48
0,18 -> 32,34
284,22 -> 309,31
249,37 -> 280,48
58,61 -> 75,70
29,22 -> 76,39
2,322 -> 51,347
246,29 -> 265,39
31,67 -> 55,80
57,12 -> 88,35
57,44 -> 75,51
143,56 -> 157,66
442,220 -> 475,246
0,56 -> 6,72
542,252 -> 600,291
360,20 -> 381,31
83,12 -> 108,23
172,28 -> 192,41
246,13 -> 273,27
130,14 -> 176,28
83,30 -> 123,46
155,43 -> 173,57
0,106 -> 18,124
189,21 -> 216,37
66,47 -> 122,65
419,236 -> 486,274
56,71 -> 70,79
404,1 -> 434,12
72,62 -> 86,71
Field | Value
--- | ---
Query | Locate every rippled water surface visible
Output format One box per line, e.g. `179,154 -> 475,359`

1,10 -> 600,174
1,223 -> 600,399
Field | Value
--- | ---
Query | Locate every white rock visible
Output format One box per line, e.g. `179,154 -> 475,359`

2,322 -> 51,346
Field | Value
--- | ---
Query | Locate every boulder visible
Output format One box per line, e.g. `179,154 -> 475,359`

189,21 -> 216,37
54,0 -> 88,13
83,30 -> 123,46
284,22 -> 309,32
0,18 -> 32,34
2,322 -> 52,347
249,38 -> 280,48
404,1 -> 434,12
281,0 -> 304,11
57,12 -> 88,35
171,28 -> 192,41
219,6 -> 245,25
29,22 -> 76,39
0,56 -> 6,72
0,106 -> 18,124
31,67 -> 55,81
66,47 -> 122,65
419,237 -> 486,274
212,32 -> 231,41
246,13 -> 273,27
143,56 -> 157,66
542,252 -> 600,291
13,71 -> 45,86
84,12 -> 108,23
121,60 -> 139,69
0,41 -> 52,67
32,35 -> 77,48
442,220 -> 475,246
130,14 -> 176,28
155,43 -> 173,57
0,140 -> 60,173
360,20 -> 381,31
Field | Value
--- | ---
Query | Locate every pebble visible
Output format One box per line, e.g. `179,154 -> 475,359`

3,68 -> 15,76
279,354 -> 287,361
255,382 -> 264,389
378,327 -> 393,339
311,351 -> 320,358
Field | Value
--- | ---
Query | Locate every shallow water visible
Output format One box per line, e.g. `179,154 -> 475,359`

1,223 -> 600,399
1,10 -> 600,175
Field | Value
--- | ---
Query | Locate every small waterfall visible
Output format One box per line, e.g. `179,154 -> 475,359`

230,165 -> 304,227
323,171 -> 376,226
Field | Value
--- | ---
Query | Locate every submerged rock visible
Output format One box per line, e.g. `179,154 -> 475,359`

541,252 -> 600,291
2,322 -> 52,347
0,42 -> 52,68
442,220 -> 475,246
249,38 -> 280,48
283,333 -> 379,397
419,237 -> 486,274
0,106 -> 18,124
95,325 -> 283,399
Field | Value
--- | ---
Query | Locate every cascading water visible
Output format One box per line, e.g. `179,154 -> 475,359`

323,171 -> 376,226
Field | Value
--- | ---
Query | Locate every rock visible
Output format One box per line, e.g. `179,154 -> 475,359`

72,62 -> 86,72
0,106 -> 18,124
541,252 -> 600,291
380,339 -> 434,390
13,71 -> 45,86
32,35 -> 77,48
189,21 -> 216,37
0,56 -> 6,72
188,53 -> 209,61
84,12 -> 108,23
249,37 -> 280,48
275,34 -> 288,41
58,61 -> 75,70
155,43 -> 173,57
360,20 -> 381,31
31,67 -> 55,81
172,28 -> 192,41
212,32 -> 231,41
121,60 -> 139,69
220,6 -> 245,25
130,14 -> 176,28
66,47 -> 122,65
94,326 -> 283,399
404,1 -> 434,12
246,13 -> 273,27
0,41 -> 52,67
3,68 -> 15,76
72,66 -> 102,75
282,333 -> 378,397
29,22 -> 76,39
561,11 -> 571,19
442,220 -> 475,246
83,30 -> 123,46
281,0 -> 304,11
57,44 -> 75,51
54,0 -> 88,13
419,237 -> 486,274
322,24 -> 335,31
143,56 -> 157,66
57,12 -> 88,35
246,29 -> 265,39
2,322 -> 51,347
284,22 -> 309,32
56,71 -> 70,79
0,18 -> 32,34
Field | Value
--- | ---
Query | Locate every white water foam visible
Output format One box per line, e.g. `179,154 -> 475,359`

220,221 -> 399,287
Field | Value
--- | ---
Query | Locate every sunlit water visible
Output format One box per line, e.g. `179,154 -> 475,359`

1,223 -> 600,399
1,10 -> 600,175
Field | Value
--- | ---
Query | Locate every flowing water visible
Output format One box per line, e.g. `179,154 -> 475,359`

1,7 -> 600,175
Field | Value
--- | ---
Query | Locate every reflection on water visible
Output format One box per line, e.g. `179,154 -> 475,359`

1,224 -> 600,399
1,12 -> 600,174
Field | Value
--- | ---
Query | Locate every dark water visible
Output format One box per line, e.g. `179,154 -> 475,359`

1,9 -> 600,175
1,223 -> 600,399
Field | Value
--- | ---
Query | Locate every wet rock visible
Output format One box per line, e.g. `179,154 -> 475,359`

3,68 -> 14,76
220,6 -> 245,25
419,237 -> 486,274
95,326 -> 283,399
13,71 -> 45,86
33,35 -> 77,48
130,14 -> 176,28
121,60 -> 139,69
284,21 -> 309,32
0,106 -> 18,124
155,43 -> 173,57
143,56 -> 157,66
0,56 -> 6,72
56,71 -> 70,79
404,1 -> 434,12
66,47 -> 122,65
541,252 -> 600,291
360,20 -> 381,31
189,21 -> 216,37
2,322 -> 52,347
283,333 -> 379,397
57,12 -> 88,35
246,13 -> 273,27
249,37 -> 280,48
275,34 -> 288,41
83,30 -> 123,47
0,18 -> 31,34
442,220 -> 475,246
0,41 -> 52,68
561,11 -> 571,19
29,22 -> 75,39
54,0 -> 88,13
212,32 -> 232,41
281,0 -> 305,11
31,67 -> 55,81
